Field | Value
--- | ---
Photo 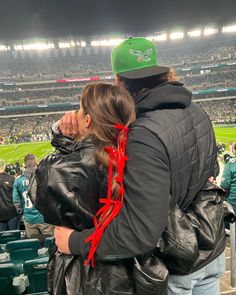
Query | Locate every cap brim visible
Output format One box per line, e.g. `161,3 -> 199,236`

117,65 -> 170,79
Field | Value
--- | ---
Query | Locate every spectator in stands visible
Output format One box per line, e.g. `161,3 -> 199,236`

13,154 -> 54,238
223,153 -> 231,164
55,37 -> 225,295
0,158 -> 20,231
29,83 -> 136,294
221,144 -> 236,227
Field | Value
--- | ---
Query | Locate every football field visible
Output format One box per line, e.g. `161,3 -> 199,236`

0,141 -> 54,165
0,125 -> 235,165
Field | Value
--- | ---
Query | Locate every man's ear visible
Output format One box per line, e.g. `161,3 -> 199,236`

85,114 -> 92,128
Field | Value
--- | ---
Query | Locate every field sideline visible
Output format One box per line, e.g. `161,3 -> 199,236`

0,125 -> 235,165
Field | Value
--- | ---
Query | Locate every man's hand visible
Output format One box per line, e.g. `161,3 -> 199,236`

59,110 -> 80,139
54,226 -> 74,254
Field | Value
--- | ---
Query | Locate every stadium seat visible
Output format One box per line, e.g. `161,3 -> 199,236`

6,239 -> 40,262
44,237 -> 55,251
0,262 -> 26,295
24,257 -> 49,294
0,230 -> 21,244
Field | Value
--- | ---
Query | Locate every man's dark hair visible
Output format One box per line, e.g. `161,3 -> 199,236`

118,68 -> 176,97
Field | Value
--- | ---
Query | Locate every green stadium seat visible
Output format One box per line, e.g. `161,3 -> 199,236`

0,262 -> 26,295
0,230 -> 21,244
6,239 -> 40,262
44,237 -> 55,251
24,257 -> 49,294
26,293 -> 49,295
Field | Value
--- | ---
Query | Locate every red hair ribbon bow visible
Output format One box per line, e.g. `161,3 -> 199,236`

84,124 -> 129,267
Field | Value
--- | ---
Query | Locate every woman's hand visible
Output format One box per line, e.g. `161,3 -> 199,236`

59,110 -> 80,139
54,226 -> 74,254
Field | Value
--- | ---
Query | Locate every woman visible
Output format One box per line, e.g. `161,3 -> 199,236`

29,82 -> 136,294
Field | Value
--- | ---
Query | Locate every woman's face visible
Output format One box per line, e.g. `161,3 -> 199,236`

77,104 -> 91,136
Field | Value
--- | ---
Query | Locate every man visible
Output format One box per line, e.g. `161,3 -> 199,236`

0,158 -> 20,231
13,154 -> 54,238
221,144 -> 236,219
53,37 -> 225,294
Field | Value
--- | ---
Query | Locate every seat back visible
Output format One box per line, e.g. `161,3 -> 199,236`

6,239 -> 40,262
44,237 -> 54,251
24,257 -> 49,293
0,262 -> 24,295
0,230 -> 21,244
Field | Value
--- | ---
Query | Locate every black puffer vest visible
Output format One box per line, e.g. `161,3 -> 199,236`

133,81 -> 219,210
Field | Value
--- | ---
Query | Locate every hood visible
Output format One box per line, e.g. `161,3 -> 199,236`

134,81 -> 192,116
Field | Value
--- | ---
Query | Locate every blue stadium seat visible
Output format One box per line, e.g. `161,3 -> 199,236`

24,257 -> 49,294
0,230 -> 21,244
0,262 -> 25,295
6,239 -> 40,262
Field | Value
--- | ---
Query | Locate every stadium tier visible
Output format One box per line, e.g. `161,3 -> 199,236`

0,29 -> 235,147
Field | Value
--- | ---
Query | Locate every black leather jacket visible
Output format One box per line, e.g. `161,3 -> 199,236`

29,135 -> 107,231
0,172 -> 17,221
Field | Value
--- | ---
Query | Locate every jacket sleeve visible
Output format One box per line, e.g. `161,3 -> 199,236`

30,147 -> 102,231
12,179 -> 23,215
220,162 -> 232,191
69,128 -> 170,260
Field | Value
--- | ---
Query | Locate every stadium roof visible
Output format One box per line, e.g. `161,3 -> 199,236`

0,0 -> 236,40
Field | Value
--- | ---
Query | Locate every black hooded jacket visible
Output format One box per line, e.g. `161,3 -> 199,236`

69,81 -> 219,260
0,172 -> 17,221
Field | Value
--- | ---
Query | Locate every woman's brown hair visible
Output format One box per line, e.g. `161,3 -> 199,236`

79,82 -> 136,197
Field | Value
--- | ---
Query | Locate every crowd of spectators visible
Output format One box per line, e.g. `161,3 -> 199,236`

0,35 -> 235,145
198,100 -> 236,124
0,114 -> 61,143
0,99 -> 235,145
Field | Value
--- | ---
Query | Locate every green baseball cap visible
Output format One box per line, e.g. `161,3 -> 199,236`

111,37 -> 169,79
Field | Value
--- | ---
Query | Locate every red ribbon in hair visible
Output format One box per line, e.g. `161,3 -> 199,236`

84,124 -> 129,267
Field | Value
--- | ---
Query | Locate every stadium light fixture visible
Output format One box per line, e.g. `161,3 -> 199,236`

170,32 -> 184,40
0,45 -> 8,51
14,45 -> 24,51
147,33 -> 167,41
91,38 -> 123,47
203,27 -> 218,36
22,43 -> 55,50
222,25 -> 236,33
59,42 -> 71,48
187,30 -> 201,37
81,41 -> 86,47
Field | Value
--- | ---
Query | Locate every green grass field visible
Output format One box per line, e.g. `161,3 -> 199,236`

0,125 -> 235,165
0,141 -> 54,165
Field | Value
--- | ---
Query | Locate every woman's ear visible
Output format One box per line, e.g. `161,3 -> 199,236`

84,114 -> 92,128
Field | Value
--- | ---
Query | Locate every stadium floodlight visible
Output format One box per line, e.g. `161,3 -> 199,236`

170,32 -> 184,40
22,43 -> 55,50
147,33 -> 167,41
203,27 -> 218,36
222,25 -> 236,33
0,45 -> 8,51
70,41 -> 76,47
14,45 -> 24,51
59,42 -> 71,48
187,30 -> 201,37
91,38 -> 123,47
81,41 -> 86,47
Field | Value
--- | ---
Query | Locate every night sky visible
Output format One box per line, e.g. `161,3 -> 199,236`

0,0 -> 235,40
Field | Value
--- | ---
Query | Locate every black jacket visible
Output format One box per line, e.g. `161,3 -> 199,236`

0,172 -> 17,221
69,81 -> 219,261
29,135 -> 107,230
